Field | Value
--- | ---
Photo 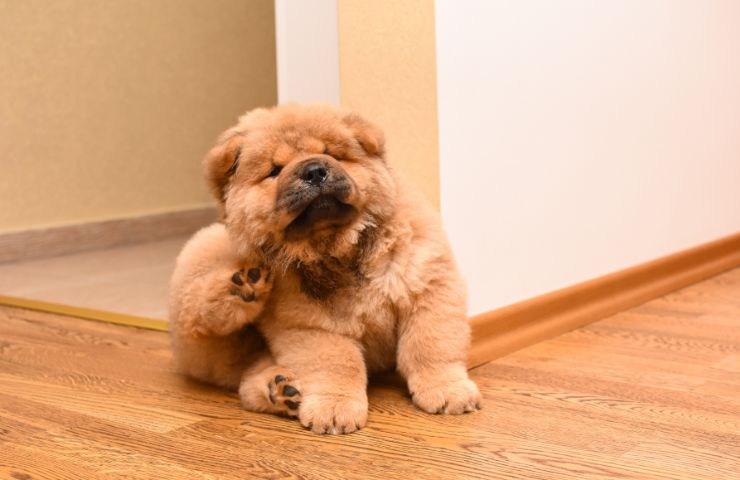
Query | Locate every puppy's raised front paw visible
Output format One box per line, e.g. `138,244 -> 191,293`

229,266 -> 272,303
412,377 -> 482,415
299,394 -> 368,435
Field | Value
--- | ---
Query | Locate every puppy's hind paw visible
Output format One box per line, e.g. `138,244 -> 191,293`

229,266 -> 272,303
268,374 -> 302,417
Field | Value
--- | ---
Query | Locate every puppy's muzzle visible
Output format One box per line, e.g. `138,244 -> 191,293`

277,157 -> 359,238
279,157 -> 353,214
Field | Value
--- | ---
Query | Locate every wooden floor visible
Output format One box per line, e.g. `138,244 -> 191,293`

1,269 -> 738,479
0,235 -> 190,319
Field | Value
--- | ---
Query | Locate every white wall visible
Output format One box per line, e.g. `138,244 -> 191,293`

274,0 -> 340,104
436,0 -> 740,315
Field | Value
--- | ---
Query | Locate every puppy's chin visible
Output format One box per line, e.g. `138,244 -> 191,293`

284,195 -> 359,241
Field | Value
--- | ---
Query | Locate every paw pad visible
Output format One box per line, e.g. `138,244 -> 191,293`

247,268 -> 261,283
268,374 -> 301,417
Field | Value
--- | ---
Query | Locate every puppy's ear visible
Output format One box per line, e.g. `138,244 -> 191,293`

202,130 -> 243,207
343,113 -> 386,158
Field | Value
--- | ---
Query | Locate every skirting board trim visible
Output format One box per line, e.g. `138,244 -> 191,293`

468,231 -> 740,368
0,295 -> 168,332
0,205 -> 217,264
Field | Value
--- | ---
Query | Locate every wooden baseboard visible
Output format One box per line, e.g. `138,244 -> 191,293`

0,206 -> 217,263
468,231 -> 740,368
0,295 -> 168,332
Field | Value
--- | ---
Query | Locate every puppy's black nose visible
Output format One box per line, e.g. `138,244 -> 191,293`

300,161 -> 329,186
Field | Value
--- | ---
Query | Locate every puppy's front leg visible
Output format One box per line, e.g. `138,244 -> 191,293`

396,281 -> 482,414
268,329 -> 368,434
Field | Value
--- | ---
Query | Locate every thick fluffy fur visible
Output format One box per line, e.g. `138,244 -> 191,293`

169,104 -> 480,434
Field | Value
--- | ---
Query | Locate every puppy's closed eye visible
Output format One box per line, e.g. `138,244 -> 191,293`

226,147 -> 241,177
266,164 -> 282,179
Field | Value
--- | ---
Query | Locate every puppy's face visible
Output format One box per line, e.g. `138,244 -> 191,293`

204,105 -> 397,264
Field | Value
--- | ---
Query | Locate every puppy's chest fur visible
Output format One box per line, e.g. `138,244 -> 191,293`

291,257 -> 402,328
292,223 -> 379,301
294,256 -> 364,301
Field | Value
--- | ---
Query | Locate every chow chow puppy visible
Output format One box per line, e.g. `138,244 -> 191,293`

169,104 -> 481,434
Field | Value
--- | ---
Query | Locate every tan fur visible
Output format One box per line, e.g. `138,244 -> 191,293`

169,104 -> 481,434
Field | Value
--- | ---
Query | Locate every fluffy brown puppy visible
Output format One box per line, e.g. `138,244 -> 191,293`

169,104 -> 481,434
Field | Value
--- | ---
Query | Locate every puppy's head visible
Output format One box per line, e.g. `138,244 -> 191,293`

203,104 -> 396,265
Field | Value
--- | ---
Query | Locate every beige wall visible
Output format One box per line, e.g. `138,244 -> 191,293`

0,0 -> 277,232
337,0 -> 439,207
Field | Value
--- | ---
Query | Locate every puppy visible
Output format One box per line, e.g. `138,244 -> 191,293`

169,104 -> 481,434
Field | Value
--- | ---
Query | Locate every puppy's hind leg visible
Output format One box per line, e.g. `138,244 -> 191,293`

185,263 -> 273,338
169,230 -> 274,389
169,223 -> 301,414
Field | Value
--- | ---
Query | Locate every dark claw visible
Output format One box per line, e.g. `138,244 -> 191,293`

247,268 -> 261,283
283,385 -> 299,397
231,272 -> 244,286
274,375 -> 287,384
285,400 -> 300,410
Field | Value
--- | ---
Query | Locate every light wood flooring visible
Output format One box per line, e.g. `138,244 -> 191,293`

0,268 -> 738,479
0,235 -> 190,319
